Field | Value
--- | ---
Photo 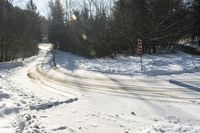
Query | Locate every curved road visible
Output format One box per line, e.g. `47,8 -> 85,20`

27,44 -> 200,105
28,64 -> 200,104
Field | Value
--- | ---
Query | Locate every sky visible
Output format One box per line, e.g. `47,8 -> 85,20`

13,0 -> 191,17
13,0 -> 114,17
13,0 -> 66,17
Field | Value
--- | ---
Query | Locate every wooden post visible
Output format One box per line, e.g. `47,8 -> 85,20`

52,45 -> 56,68
140,55 -> 143,71
137,39 -> 143,71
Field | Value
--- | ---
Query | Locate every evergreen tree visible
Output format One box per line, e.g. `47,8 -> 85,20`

191,0 -> 200,44
25,0 -> 42,42
48,0 -> 66,48
0,0 -> 41,61
112,0 -> 150,54
45,0 -> 198,57
112,0 -> 189,54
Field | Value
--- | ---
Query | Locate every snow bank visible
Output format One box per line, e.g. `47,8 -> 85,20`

55,51 -> 200,76
184,43 -> 200,50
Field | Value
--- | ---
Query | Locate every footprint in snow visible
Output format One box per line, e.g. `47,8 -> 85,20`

52,126 -> 67,131
89,123 -> 98,128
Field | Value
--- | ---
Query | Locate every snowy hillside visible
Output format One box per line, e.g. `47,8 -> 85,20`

0,44 -> 200,133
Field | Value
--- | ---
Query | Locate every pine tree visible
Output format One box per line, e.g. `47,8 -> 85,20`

113,0 -> 189,54
25,0 -> 42,42
191,0 -> 200,44
112,0 -> 150,54
48,0 -> 65,48
26,0 -> 37,12
0,0 -> 41,61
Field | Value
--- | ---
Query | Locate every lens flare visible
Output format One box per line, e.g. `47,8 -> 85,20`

72,14 -> 77,20
82,34 -> 87,40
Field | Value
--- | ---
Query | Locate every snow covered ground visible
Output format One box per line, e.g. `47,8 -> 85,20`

0,44 -> 200,133
183,43 -> 200,51
55,50 -> 200,76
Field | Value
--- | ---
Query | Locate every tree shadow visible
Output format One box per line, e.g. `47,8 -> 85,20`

52,126 -> 67,131
54,51 -> 79,71
169,80 -> 200,92
103,75 -> 172,116
30,98 -> 78,111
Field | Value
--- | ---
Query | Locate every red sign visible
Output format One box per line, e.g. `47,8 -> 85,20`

137,39 -> 143,56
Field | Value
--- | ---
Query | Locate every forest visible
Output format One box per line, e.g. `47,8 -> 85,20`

0,0 -> 200,61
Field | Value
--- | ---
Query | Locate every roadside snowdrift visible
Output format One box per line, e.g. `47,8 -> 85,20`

55,51 -> 200,76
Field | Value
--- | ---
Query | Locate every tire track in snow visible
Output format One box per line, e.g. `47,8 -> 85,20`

27,63 -> 200,105
27,65 -> 77,99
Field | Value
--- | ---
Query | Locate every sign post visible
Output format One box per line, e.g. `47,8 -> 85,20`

51,43 -> 57,68
52,50 -> 56,68
137,39 -> 143,71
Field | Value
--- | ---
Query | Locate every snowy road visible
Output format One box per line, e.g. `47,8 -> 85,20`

24,44 -> 200,132
1,43 -> 200,133
28,62 -> 200,105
